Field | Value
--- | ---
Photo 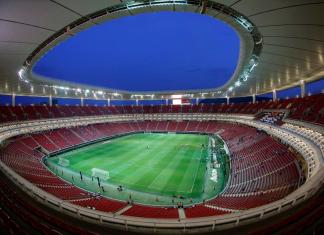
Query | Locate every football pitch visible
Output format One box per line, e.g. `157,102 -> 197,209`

46,133 -> 228,205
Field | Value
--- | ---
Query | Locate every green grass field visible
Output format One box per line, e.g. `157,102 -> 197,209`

46,133 -> 228,206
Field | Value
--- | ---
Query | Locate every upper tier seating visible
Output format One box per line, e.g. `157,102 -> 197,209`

0,93 -> 323,126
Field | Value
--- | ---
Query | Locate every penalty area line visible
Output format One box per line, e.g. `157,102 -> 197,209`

189,149 -> 204,194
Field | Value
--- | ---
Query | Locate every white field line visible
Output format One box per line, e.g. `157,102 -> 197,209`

189,149 -> 204,194
59,136 -> 128,158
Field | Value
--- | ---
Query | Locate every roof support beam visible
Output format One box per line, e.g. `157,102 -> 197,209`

49,95 -> 53,107
300,80 -> 306,98
200,0 -> 208,14
12,93 -> 16,107
273,90 -> 277,101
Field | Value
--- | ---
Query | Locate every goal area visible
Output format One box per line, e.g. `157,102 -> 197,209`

91,168 -> 109,180
58,158 -> 70,167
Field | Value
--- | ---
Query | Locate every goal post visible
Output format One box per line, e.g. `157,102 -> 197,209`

58,157 -> 70,167
91,168 -> 109,180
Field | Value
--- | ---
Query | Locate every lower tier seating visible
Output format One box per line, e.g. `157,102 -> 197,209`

184,205 -> 228,218
71,197 -> 127,213
122,205 -> 179,219
0,121 -> 301,219
0,171 -> 96,235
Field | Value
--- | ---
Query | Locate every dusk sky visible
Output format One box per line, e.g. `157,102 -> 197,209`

33,12 -> 240,92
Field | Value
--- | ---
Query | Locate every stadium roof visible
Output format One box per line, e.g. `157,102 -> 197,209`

0,0 -> 323,100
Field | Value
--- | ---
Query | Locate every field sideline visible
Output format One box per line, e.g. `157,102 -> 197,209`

48,133 -> 209,198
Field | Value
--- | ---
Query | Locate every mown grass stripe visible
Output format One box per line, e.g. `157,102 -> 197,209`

51,133 -> 208,196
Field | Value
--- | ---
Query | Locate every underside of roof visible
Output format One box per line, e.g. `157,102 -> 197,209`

0,0 -> 323,100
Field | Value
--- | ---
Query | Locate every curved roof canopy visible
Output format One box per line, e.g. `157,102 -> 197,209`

0,0 -> 323,100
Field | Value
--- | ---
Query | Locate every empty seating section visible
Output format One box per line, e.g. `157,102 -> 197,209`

186,121 -> 200,132
33,105 -> 50,118
167,121 -> 178,132
32,133 -> 59,152
72,126 -> 104,141
72,197 -> 127,213
0,93 -> 322,125
13,140 -> 42,159
225,164 -> 298,195
207,187 -> 295,210
176,121 -> 187,131
0,137 -> 127,214
0,120 -> 301,219
137,121 -> 148,131
0,106 -> 15,122
19,136 -> 40,150
39,186 -> 90,200
184,205 -> 228,218
46,131 -> 70,149
286,94 -> 324,124
197,121 -> 209,132
57,128 -> 84,146
147,120 -> 159,131
122,205 -> 179,218
203,124 -> 300,210
50,106 -> 63,118
0,171 -> 96,234
21,106 -> 38,120
11,106 -> 25,121
128,121 -> 141,131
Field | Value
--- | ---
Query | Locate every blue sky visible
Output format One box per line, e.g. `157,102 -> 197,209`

33,12 -> 240,92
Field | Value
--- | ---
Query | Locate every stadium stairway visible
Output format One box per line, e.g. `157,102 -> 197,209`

114,205 -> 133,216
178,208 -> 186,220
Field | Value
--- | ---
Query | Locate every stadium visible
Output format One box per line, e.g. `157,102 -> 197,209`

0,1 -> 323,234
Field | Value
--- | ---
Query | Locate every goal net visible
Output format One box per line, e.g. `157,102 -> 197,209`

58,158 -> 70,167
91,168 -> 109,180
